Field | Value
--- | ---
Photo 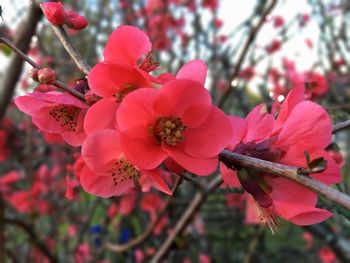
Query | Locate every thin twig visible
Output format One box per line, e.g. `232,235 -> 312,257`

0,37 -> 86,101
150,176 -> 223,263
333,120 -> 350,133
5,218 -> 58,263
50,25 -> 91,75
218,0 -> 278,107
105,177 -> 182,253
219,150 -> 350,210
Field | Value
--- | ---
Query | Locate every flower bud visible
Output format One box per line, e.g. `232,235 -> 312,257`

40,1 -> 66,26
38,68 -> 57,85
65,10 -> 88,30
30,68 -> 39,82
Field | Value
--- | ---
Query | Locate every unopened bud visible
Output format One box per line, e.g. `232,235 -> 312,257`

65,10 -> 88,30
40,1 -> 66,26
30,68 -> 39,82
38,68 -> 57,84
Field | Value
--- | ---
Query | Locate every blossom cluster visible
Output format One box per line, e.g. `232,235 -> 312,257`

14,25 -> 341,227
15,25 -> 233,197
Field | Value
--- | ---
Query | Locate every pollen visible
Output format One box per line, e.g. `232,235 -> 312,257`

48,105 -> 80,132
110,158 -> 140,186
152,116 -> 187,146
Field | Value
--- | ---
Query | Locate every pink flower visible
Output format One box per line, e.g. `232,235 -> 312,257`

319,247 -> 338,263
273,16 -> 285,28
221,87 -> 341,227
117,79 -> 232,175
81,129 -> 171,197
15,91 -> 87,146
40,1 -> 66,26
86,26 -> 157,134
265,39 -> 281,54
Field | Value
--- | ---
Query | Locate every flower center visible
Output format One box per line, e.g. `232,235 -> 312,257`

115,85 -> 137,102
139,52 -> 160,73
152,117 -> 187,146
48,105 -> 80,132
111,158 -> 140,186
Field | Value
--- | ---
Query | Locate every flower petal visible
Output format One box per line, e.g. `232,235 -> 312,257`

82,129 -> 123,174
120,128 -> 168,170
153,79 -> 212,117
117,88 -> 158,131
164,144 -> 218,176
104,25 -> 151,65
275,101 -> 332,150
80,164 -> 134,197
88,62 -> 150,98
176,59 -> 207,85
84,98 -> 118,135
183,106 -> 232,158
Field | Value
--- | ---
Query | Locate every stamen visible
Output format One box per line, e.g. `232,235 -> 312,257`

109,158 -> 140,186
139,52 -> 160,73
48,105 -> 80,132
152,116 -> 187,146
256,204 -> 279,235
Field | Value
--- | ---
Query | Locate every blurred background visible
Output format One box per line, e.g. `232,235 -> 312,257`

0,0 -> 350,262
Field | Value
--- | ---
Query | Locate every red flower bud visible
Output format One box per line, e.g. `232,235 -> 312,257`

40,2 -> 66,26
38,68 -> 57,85
65,10 -> 88,30
30,68 -> 39,82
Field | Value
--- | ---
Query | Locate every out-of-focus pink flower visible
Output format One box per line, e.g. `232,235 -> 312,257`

318,247 -> 339,263
273,16 -> 284,28
266,39 -> 281,54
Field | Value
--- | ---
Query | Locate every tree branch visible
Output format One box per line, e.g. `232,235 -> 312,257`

105,176 -> 182,253
218,0 -> 278,107
5,218 -> 58,263
150,176 -> 223,262
333,120 -> 350,133
0,3 -> 42,120
50,25 -> 91,75
219,150 -> 350,210
0,37 -> 86,101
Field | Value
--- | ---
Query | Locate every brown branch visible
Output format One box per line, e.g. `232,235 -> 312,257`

5,218 -> 58,263
219,150 -> 350,210
150,176 -> 223,262
218,0 -> 278,107
0,37 -> 86,101
50,25 -> 91,75
152,147 -> 350,262
0,3 -> 42,120
105,176 -> 182,253
333,120 -> 350,133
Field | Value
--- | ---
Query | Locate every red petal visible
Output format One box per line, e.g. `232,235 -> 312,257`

274,200 -> 332,225
153,79 -> 211,117
117,88 -> 158,131
88,62 -> 150,98
275,101 -> 332,150
183,106 -> 232,158
220,164 -> 241,188
245,104 -> 275,143
80,164 -> 134,197
176,59 -> 207,85
103,25 -> 151,65
82,129 -> 123,174
164,144 -> 218,176
142,169 -> 172,195
228,116 -> 247,149
120,128 -> 167,170
84,98 -> 118,135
